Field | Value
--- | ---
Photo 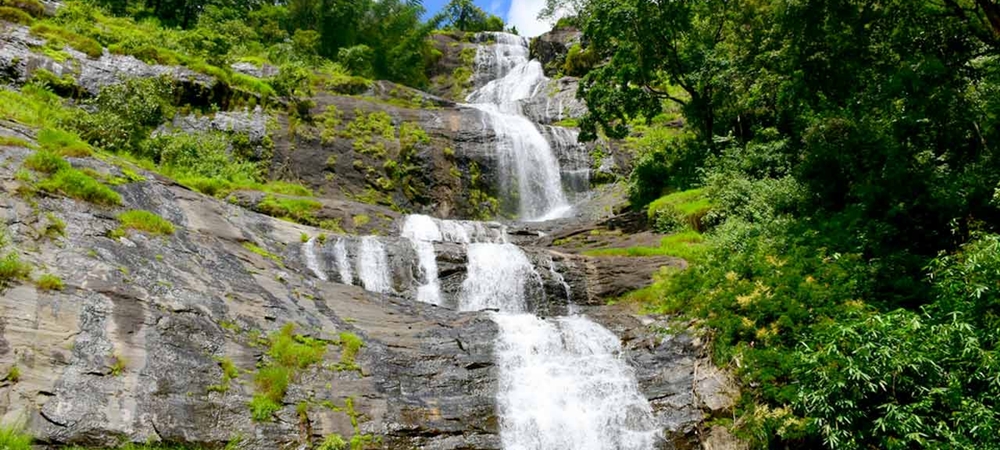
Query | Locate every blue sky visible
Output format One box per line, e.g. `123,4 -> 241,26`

423,0 -> 553,37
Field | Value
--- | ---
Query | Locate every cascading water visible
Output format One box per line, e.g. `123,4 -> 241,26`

466,32 -> 571,221
356,237 -> 392,294
303,237 -> 327,281
332,239 -> 353,285
457,243 -> 659,449
402,215 -> 445,305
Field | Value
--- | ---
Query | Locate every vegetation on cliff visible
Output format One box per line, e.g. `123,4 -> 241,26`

557,0 -> 1000,447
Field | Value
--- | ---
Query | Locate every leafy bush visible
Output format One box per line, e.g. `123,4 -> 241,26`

29,69 -> 78,98
76,76 -> 175,154
338,44 -> 375,78
250,323 -> 327,421
626,129 -> 702,207
337,331 -> 363,371
647,188 -> 713,232
0,252 -> 32,290
268,323 -> 326,369
563,43 -> 597,77
144,131 -> 261,182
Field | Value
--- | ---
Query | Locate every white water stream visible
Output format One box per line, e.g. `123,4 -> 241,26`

465,32 -> 571,221
298,31 -> 658,449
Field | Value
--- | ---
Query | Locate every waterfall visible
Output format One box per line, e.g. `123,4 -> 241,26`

356,237 -> 392,294
332,239 -> 353,285
466,32 -> 571,221
494,314 -> 660,450
459,243 -> 543,312
402,215 -> 444,306
303,237 -> 327,281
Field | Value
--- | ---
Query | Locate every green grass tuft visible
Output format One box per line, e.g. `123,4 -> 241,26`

257,195 -> 322,225
35,273 -> 63,291
30,23 -> 103,59
116,210 -> 175,236
0,252 -> 32,290
242,242 -> 282,265
37,168 -> 122,206
647,188 -> 713,233
337,331 -> 363,371
0,6 -> 33,24
0,425 -> 32,450
24,151 -> 70,174
37,127 -> 91,157
583,230 -> 707,262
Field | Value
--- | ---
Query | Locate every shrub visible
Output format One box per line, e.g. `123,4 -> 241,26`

37,127 -> 91,157
116,210 -> 175,236
24,151 -> 70,174
37,168 -> 123,206
144,132 -> 262,183
563,43 -> 597,77
316,434 -> 348,450
647,188 -> 713,232
626,129 -> 702,207
29,69 -> 78,98
77,76 -> 175,154
0,6 -> 33,24
337,45 -> 375,78
0,136 -> 32,148
35,273 -> 63,291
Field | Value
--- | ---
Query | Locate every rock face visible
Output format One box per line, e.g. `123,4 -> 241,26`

529,26 -> 583,77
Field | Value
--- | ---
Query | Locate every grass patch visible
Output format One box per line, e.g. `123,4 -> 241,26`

0,0 -> 44,17
250,323 -> 328,421
207,356 -> 239,393
352,214 -> 370,227
37,127 -> 91,157
242,242 -> 282,265
0,252 -> 32,290
0,6 -> 33,24
24,151 -> 70,174
35,273 -> 63,291
0,425 -> 32,450
37,168 -> 122,206
552,118 -> 579,128
583,230 -> 707,262
336,331 -> 363,372
0,136 -> 32,148
257,195 -> 322,225
114,210 -> 175,236
647,188 -> 713,232
30,23 -> 103,59
5,365 -> 20,383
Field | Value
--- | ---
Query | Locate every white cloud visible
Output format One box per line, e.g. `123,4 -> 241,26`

506,0 -> 552,37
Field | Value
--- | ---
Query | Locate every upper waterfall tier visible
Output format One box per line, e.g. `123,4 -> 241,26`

465,32 -> 573,221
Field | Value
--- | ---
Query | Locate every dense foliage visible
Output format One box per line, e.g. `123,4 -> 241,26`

83,0 -> 456,88
559,0 -> 1000,447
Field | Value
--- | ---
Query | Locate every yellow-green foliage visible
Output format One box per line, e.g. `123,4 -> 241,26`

0,136 -> 32,148
242,242 -> 282,265
0,253 -> 31,290
316,434 -> 348,450
583,230 -> 706,262
208,356 -> 240,393
250,323 -> 327,421
337,331 -> 363,371
343,110 -> 394,158
24,151 -> 69,174
29,69 -> 78,97
647,188 -> 713,232
563,43 -> 598,77
0,84 -> 70,129
37,127 -> 91,157
0,425 -> 32,450
5,365 -> 20,382
257,195 -> 322,225
110,354 -> 127,376
35,273 -> 63,291
116,210 -> 175,236
30,23 -> 102,58
0,6 -> 33,24
268,323 -> 327,369
37,168 -> 122,206
319,105 -> 342,144
351,214 -> 370,227
43,212 -> 65,238
0,0 -> 43,16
